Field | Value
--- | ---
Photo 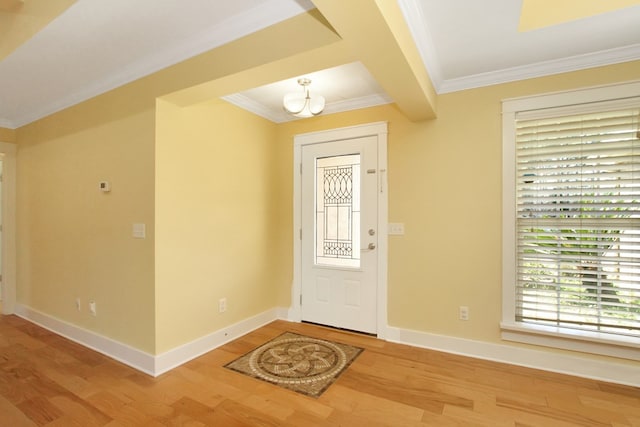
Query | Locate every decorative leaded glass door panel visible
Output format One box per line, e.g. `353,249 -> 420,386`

316,154 -> 361,268
301,135 -> 378,334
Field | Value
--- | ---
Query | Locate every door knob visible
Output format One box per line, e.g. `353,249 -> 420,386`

367,243 -> 376,250
368,228 -> 376,236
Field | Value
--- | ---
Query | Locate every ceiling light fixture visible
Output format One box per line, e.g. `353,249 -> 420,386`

283,78 -> 325,118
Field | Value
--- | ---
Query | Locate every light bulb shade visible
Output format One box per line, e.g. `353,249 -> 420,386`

306,95 -> 325,115
283,93 -> 307,114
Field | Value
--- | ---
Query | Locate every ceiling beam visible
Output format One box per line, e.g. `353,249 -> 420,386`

0,0 -> 24,12
162,41 -> 354,107
159,9 -> 351,106
0,0 -> 22,12
0,0 -> 76,61
311,0 -> 437,121
519,0 -> 640,31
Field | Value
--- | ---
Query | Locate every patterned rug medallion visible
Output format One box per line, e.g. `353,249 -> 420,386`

224,332 -> 363,398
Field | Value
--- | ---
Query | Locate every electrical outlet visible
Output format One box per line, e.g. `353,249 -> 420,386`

89,300 -> 97,316
388,223 -> 405,235
219,297 -> 227,313
75,297 -> 81,311
459,306 -> 469,321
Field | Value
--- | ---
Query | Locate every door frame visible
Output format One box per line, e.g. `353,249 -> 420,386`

290,122 -> 388,338
0,141 -> 16,315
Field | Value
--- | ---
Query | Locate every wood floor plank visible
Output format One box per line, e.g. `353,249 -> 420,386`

197,398 -> 282,426
496,396 -> 616,427
86,390 -> 153,426
346,350 -> 500,408
441,403 -> 515,427
49,394 -> 112,426
322,383 -> 426,424
337,365 -> 467,414
0,394 -> 39,427
579,393 -> 640,418
16,395 -> 63,426
0,315 -> 638,426
43,414 -> 88,427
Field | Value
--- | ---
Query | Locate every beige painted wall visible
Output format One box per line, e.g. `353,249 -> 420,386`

16,86 -> 156,353
274,60 -> 640,365
9,8 -> 343,356
10,26 -> 639,366
154,99 -> 280,353
0,127 -> 15,143
0,0 -> 76,60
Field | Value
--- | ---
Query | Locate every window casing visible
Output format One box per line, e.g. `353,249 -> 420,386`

502,82 -> 640,360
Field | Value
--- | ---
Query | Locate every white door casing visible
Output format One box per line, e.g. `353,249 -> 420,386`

290,122 -> 388,337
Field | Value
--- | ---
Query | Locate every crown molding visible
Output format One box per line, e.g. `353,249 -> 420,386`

222,93 -> 291,123
398,0 -> 640,95
222,92 -> 392,123
439,43 -> 640,94
322,93 -> 392,115
396,0 -> 443,92
6,0 -> 315,128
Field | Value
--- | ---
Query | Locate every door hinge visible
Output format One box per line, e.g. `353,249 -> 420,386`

299,163 -> 302,175
300,294 -> 302,305
299,228 -> 302,240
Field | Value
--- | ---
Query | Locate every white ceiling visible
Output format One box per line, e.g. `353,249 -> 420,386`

1,0 -> 640,128
408,0 -> 640,93
222,62 -> 392,123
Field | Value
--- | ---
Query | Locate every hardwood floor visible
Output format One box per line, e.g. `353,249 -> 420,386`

0,314 -> 638,426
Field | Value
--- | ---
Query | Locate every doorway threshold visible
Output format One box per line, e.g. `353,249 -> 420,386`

301,321 -> 377,338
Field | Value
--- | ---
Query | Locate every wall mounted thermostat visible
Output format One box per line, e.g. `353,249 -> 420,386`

99,181 -> 111,192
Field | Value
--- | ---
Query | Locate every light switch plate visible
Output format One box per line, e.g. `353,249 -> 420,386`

133,223 -> 146,239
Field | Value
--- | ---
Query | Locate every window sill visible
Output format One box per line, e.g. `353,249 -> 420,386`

500,322 -> 640,361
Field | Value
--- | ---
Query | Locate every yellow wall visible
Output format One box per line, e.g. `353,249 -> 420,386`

0,127 -> 15,142
10,9 -> 342,355
154,99 -> 281,353
385,62 -> 640,343
16,85 -> 156,353
274,60 -> 640,365
0,0 -> 76,60
10,6 -> 640,367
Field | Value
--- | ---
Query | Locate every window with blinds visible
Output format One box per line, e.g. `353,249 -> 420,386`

515,106 -> 640,338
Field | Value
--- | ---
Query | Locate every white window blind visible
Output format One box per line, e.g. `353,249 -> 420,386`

515,105 -> 640,337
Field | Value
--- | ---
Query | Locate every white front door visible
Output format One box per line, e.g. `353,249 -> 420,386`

300,135 -> 379,334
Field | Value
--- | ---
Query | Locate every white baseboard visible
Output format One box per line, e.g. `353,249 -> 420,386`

14,304 -> 157,375
13,304 -> 638,386
14,304 -> 289,377
154,307 -> 288,376
384,326 -> 640,388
